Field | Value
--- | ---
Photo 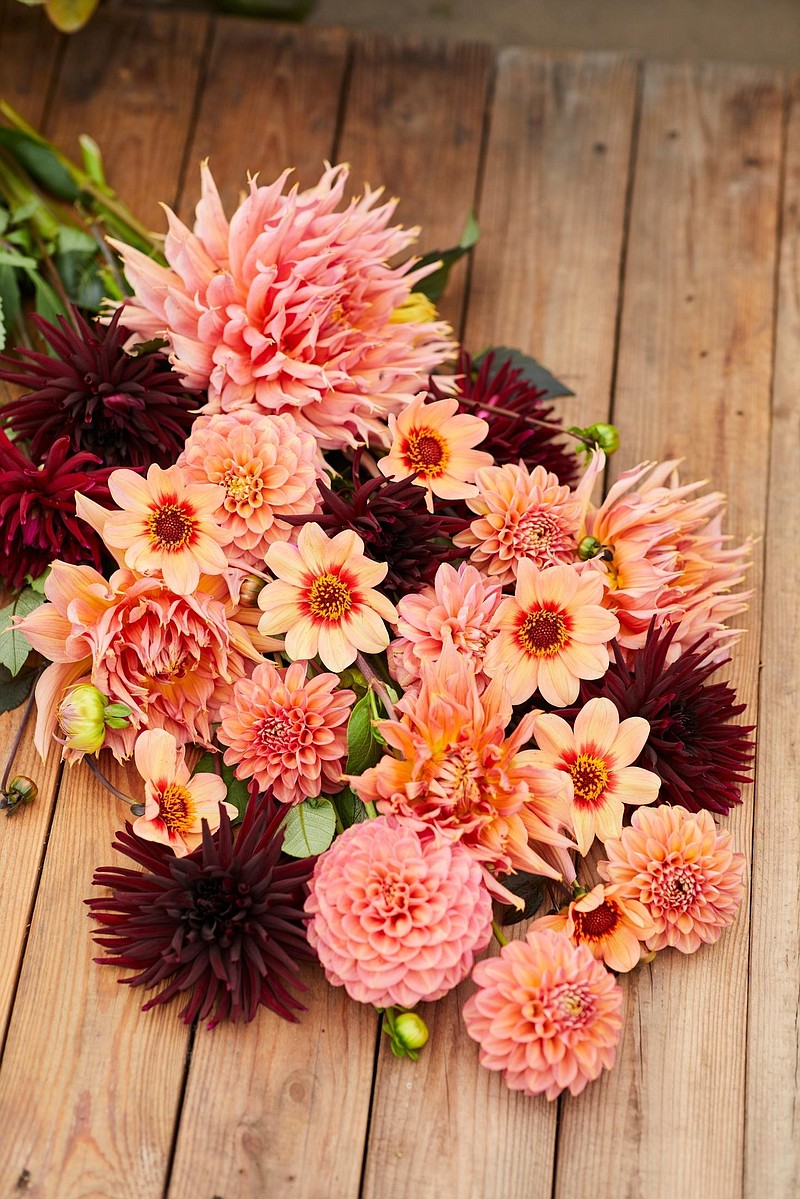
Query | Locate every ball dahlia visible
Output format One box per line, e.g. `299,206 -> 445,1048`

599,805 -> 746,954
305,815 -> 493,1008
463,928 -> 623,1100
88,798 -> 315,1027
0,308 -> 198,468
111,162 -> 455,449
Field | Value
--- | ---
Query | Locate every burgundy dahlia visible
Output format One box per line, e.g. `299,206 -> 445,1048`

0,432 -> 114,590
0,307 -> 199,468
571,623 -> 755,815
435,349 -> 578,485
288,454 -> 468,598
88,798 -> 315,1028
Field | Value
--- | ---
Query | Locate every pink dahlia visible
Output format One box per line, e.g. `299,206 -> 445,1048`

305,815 -> 494,1008
16,561 -> 262,761
454,462 -> 582,586
218,660 -> 354,804
112,162 -> 455,450
178,410 -> 321,569
388,562 -> 503,693
463,928 -> 623,1100
599,805 -> 746,954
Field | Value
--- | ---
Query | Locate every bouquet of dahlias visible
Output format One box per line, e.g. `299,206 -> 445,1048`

0,150 -> 753,1100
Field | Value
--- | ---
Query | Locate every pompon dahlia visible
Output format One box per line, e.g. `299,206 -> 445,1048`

433,349 -> 579,485
286,453 -> 467,598
0,308 -> 198,468
0,432 -> 114,590
305,815 -> 494,1008
463,928 -> 623,1100
87,798 -> 316,1027
569,623 -> 755,815
599,805 -> 746,954
111,162 -> 455,450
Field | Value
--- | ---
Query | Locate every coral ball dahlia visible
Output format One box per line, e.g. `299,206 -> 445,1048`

112,162 -> 455,450
305,815 -> 494,1008
463,928 -> 623,1100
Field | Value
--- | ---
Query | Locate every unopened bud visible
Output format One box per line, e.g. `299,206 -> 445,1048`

239,574 -> 266,607
389,292 -> 438,325
1,775 -> 38,815
578,536 -> 603,561
393,1011 -> 429,1052
640,949 -> 657,966
582,422 -> 620,455
57,684 -> 131,753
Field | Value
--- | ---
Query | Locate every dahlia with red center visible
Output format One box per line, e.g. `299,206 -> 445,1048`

0,432 -> 114,590
218,660 -> 354,803
462,928 -> 623,1100
533,882 -> 656,972
305,815 -> 494,1008
131,728 -> 233,856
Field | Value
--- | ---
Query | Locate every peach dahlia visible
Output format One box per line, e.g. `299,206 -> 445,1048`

131,728 -> 233,857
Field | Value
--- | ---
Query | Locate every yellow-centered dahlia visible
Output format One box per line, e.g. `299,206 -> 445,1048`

533,882 -> 656,973
131,728 -> 234,856
483,561 -> 619,707
257,522 -> 398,672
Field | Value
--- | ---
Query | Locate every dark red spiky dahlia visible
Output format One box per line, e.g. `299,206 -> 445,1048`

87,797 -> 316,1029
0,432 -> 114,590
0,307 -> 199,468
287,453 -> 468,598
569,623 -> 755,815
431,349 -> 579,485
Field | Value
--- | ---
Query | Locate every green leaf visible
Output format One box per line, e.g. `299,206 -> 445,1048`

0,294 -> 5,353
0,128 -> 79,202
27,567 -> 51,594
413,211 -> 480,303
345,692 -> 384,776
0,248 -> 37,271
26,271 -> 67,327
0,207 -> 9,236
335,785 -> 369,830
281,797 -> 336,858
473,346 -> 575,400
129,336 -> 169,357
192,752 -> 250,822
0,588 -> 46,676
0,263 -> 22,348
45,0 -> 101,32
57,226 -> 97,256
0,663 -> 38,715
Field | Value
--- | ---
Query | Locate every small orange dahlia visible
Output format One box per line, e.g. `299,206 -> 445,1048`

379,392 -> 493,511
483,561 -> 619,707
132,728 -> 233,856
599,805 -> 746,954
257,522 -> 398,672
463,928 -> 624,1100
533,882 -> 656,973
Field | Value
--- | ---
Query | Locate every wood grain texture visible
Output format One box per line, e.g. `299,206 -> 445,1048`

337,35 -> 493,330
554,61 -> 782,1199
45,7 -> 210,221
0,0 -> 61,122
463,50 -> 639,431
180,18 -> 350,215
0,757 -> 192,1198
744,74 -> 799,1199
168,967 -> 378,1199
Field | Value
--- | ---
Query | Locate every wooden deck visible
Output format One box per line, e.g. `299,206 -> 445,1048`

0,3 -> 797,1196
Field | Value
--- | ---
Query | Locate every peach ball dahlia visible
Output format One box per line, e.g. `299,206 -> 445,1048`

305,815 -> 494,1009
463,928 -> 623,1100
178,410 -> 321,568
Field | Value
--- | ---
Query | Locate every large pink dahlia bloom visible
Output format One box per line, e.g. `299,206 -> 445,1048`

218,660 -> 354,804
463,928 -> 624,1100
305,815 -> 493,1008
178,410 -> 321,568
112,163 -> 455,450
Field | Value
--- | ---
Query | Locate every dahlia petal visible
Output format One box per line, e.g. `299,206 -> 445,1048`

285,616 -> 320,662
33,659 -> 91,759
609,766 -> 661,807
574,697 -> 620,751
134,727 -> 180,784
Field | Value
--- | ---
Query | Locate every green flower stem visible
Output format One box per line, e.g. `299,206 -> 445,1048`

355,652 -> 397,721
492,919 -> 510,948
0,679 -> 39,795
84,756 -> 142,814
456,393 -> 594,447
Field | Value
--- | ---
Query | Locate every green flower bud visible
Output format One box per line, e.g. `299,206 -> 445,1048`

1,775 -> 38,815
393,1011 -> 429,1052
582,422 -> 620,455
57,685 -> 131,753
239,574 -> 266,607
577,536 -> 603,561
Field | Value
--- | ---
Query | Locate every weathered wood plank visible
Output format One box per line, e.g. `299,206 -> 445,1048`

362,52 -> 638,1199
337,35 -> 493,330
744,74 -> 799,1199
167,27 -> 377,1199
0,10 -> 210,1196
463,50 -> 639,431
554,61 -> 782,1199
180,18 -> 350,214
0,0 -> 61,120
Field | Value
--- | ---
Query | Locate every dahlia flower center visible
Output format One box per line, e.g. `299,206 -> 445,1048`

367,867 -> 411,915
404,429 -> 449,477
654,863 -> 700,912
514,510 -> 562,554
517,608 -> 568,657
188,874 -> 250,945
308,572 -> 353,622
224,467 -> 263,510
436,746 -> 484,816
574,900 -> 619,940
158,783 -> 196,833
148,503 -> 194,550
547,981 -> 595,1031
568,754 -> 610,806
257,713 -> 301,753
